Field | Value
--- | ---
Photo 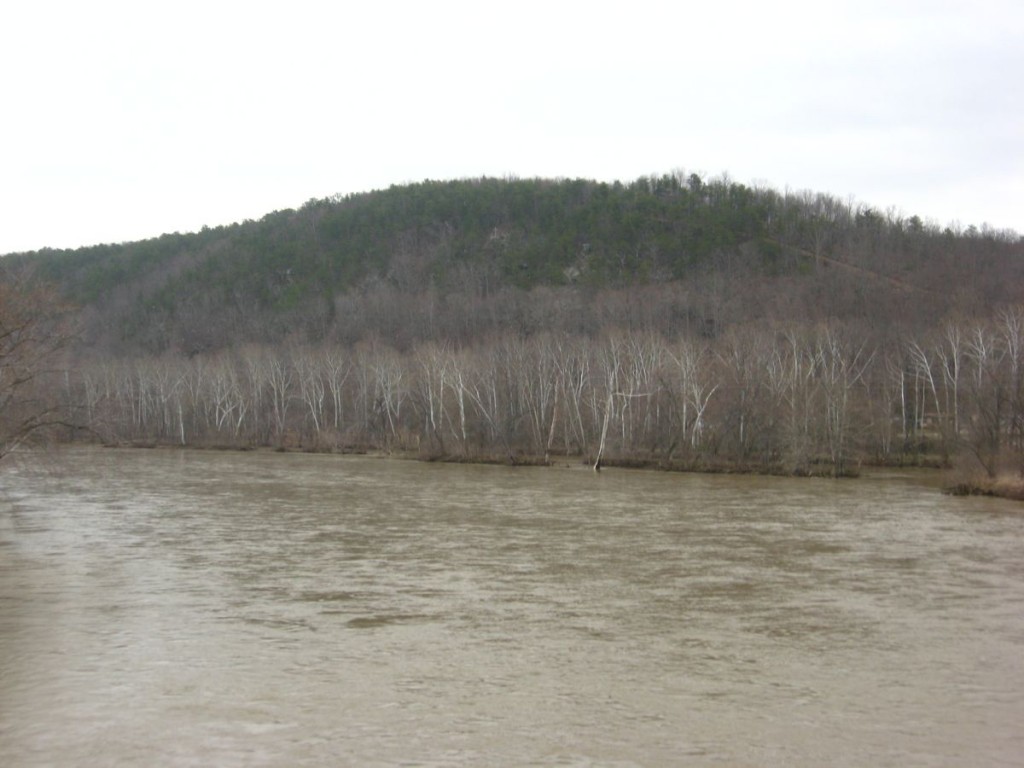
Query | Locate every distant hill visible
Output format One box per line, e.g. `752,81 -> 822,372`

4,174 -> 1022,355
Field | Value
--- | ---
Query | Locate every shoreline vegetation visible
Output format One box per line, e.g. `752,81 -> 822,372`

98,440 -> 1022,500
108,438 -> 952,475
2,175 -> 1023,501
58,317 -> 1024,503
944,473 -> 1024,501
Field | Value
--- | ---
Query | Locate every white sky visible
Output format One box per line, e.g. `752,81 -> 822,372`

1,0 -> 1021,254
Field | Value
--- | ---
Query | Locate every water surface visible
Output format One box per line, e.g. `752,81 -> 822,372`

2,448 -> 1022,766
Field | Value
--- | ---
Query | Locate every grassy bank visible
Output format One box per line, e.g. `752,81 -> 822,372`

945,473 -> 1024,501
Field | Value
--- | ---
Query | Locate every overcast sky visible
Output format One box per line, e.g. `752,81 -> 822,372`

1,0 -> 1020,254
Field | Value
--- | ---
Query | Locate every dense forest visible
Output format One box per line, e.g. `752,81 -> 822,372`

2,173 -> 1024,488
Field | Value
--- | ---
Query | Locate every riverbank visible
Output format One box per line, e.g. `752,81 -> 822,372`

945,473 -> 1024,501
106,440 -> 849,475
96,438 -> 958,481
93,440 -> 1024,501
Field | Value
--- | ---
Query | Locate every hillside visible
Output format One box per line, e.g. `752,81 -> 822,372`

6,173 -> 1023,355
4,173 -> 1024,484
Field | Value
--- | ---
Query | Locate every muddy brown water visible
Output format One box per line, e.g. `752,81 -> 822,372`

1,448 -> 1022,766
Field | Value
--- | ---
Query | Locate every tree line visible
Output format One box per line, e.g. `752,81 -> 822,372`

10,173 -> 1022,356
62,310 -> 1024,478
5,173 -> 1024,493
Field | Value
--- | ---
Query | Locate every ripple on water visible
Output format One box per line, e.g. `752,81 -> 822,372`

1,448 -> 1023,767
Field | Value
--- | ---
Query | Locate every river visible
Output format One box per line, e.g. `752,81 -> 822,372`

1,448 -> 1022,766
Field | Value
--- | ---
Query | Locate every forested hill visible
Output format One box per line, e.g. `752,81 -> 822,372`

6,173 -> 1023,355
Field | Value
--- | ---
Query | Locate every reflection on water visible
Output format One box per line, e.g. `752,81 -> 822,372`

2,448 -> 1023,766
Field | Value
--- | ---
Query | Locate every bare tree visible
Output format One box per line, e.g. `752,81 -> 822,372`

618,331 -> 663,455
937,322 -> 965,443
716,326 -> 774,461
462,342 -> 513,460
963,322 -> 1006,477
766,327 -> 817,472
907,338 -> 944,450
413,341 -> 452,454
323,348 -> 351,435
513,334 -> 562,459
0,279 -> 75,458
668,338 -> 718,452
592,335 -> 623,470
364,342 -> 407,450
998,307 -> 1024,458
240,346 -> 271,444
295,348 -> 327,442
207,353 -> 241,437
815,325 -> 873,475
556,335 -> 592,458
445,346 -> 473,456
267,349 -> 295,444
